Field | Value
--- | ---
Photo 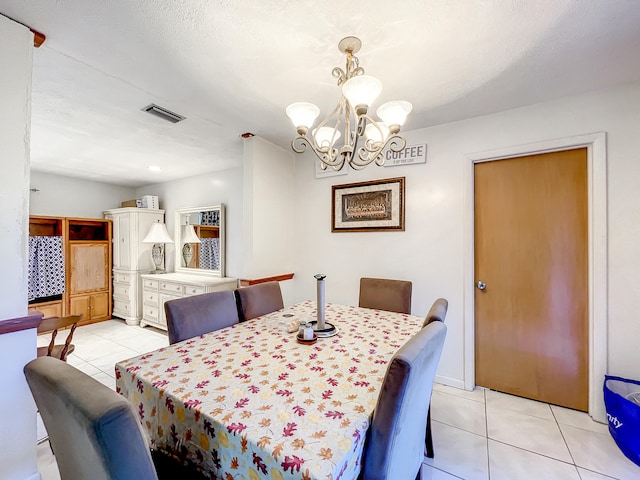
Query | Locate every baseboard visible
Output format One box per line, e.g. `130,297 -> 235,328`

434,375 -> 466,390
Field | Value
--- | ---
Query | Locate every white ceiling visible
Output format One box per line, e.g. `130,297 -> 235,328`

2,0 -> 640,187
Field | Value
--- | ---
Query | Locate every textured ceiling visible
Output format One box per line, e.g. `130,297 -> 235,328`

2,0 -> 640,187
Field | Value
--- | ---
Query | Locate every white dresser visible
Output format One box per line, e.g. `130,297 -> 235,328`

104,208 -> 165,325
140,273 -> 238,330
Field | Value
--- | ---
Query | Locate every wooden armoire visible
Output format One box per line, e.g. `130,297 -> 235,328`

29,215 -> 112,325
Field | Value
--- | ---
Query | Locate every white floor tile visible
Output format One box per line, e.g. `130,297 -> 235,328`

431,390 -> 487,436
73,361 -> 102,377
488,439 -> 581,480
90,348 -> 140,377
420,463 -> 464,479
551,404 -> 609,434
560,423 -> 640,480
433,383 -> 486,404
577,467 -> 621,480
487,405 -> 572,462
486,389 -> 554,421
37,441 -> 60,480
91,371 -> 116,390
424,421 -> 489,480
71,337 -> 133,362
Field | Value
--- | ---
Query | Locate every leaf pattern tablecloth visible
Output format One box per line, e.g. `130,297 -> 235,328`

116,301 -> 423,480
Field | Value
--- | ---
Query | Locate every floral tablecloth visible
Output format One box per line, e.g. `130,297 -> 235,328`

115,301 -> 423,480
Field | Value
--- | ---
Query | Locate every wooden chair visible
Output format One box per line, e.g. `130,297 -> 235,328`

423,298 -> 449,459
164,290 -> 239,345
359,277 -> 412,314
361,321 -> 447,480
24,356 -> 207,480
234,281 -> 284,322
37,315 -> 82,362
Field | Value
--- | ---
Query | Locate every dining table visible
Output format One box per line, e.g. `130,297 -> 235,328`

115,301 -> 424,480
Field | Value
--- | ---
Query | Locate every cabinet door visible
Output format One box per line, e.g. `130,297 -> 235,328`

69,243 -> 109,293
117,214 -> 132,270
91,292 -> 110,320
69,295 -> 91,321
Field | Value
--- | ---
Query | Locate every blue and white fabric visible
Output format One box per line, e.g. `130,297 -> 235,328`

199,238 -> 220,270
28,236 -> 65,301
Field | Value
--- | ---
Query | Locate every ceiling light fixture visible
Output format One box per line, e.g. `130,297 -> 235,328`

286,36 -> 412,171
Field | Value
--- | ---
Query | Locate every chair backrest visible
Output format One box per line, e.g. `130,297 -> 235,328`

24,356 -> 159,480
359,277 -> 412,314
423,298 -> 448,327
164,290 -> 239,345
37,314 -> 82,361
361,321 -> 447,480
234,281 -> 284,322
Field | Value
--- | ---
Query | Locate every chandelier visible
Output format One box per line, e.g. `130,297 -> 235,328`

286,36 -> 412,171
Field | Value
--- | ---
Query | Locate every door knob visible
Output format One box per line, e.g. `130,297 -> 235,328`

476,281 -> 486,290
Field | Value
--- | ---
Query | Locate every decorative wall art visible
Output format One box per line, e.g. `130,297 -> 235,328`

332,177 -> 405,232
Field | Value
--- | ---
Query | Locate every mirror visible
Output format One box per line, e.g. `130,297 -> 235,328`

174,204 -> 225,277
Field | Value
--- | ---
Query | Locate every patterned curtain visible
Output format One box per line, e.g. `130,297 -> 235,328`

199,238 -> 220,270
28,236 -> 65,301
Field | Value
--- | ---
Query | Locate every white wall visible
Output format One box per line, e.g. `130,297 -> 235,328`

30,171 -> 135,217
136,166 -> 244,277
0,16 -> 40,480
242,136 -> 296,304
292,81 -> 640,386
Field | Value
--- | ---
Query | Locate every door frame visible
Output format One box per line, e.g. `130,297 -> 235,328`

463,132 -> 607,422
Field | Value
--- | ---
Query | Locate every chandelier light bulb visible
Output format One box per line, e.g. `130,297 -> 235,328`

313,127 -> 341,150
364,123 -> 389,144
286,102 -> 320,132
342,75 -> 382,114
376,101 -> 413,129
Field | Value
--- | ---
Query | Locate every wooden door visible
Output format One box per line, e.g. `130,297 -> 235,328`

474,148 -> 588,411
69,243 -> 109,293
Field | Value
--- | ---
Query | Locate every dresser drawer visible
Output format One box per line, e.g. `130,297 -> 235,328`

113,299 -> 131,316
160,281 -> 182,295
143,290 -> 159,304
183,285 -> 205,296
143,278 -> 159,289
114,272 -> 135,284
143,305 -> 159,320
113,283 -> 132,299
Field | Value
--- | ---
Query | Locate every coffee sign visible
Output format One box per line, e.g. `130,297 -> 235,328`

383,143 -> 427,167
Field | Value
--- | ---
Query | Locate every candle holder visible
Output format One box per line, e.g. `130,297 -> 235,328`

311,273 -> 338,337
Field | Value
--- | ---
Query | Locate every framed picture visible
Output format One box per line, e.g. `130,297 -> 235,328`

332,177 -> 405,232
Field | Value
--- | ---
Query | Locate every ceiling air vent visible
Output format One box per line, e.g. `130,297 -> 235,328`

142,104 -> 186,123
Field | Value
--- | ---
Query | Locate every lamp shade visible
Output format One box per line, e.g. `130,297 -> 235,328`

342,75 -> 382,109
181,224 -> 201,244
142,222 -> 173,244
364,123 -> 389,143
313,127 -> 341,149
376,100 -> 412,127
286,102 -> 320,129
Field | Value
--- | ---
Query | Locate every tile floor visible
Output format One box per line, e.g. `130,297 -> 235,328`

36,319 -> 639,480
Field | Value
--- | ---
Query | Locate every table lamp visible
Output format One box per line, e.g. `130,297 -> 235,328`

142,221 -> 173,273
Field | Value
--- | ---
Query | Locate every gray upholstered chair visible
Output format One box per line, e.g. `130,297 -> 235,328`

359,277 -> 413,314
422,298 -> 449,458
24,356 -> 159,480
361,321 -> 447,480
164,290 -> 239,345
234,281 -> 284,322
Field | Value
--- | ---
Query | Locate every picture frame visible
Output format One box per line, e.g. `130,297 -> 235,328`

332,177 -> 405,232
